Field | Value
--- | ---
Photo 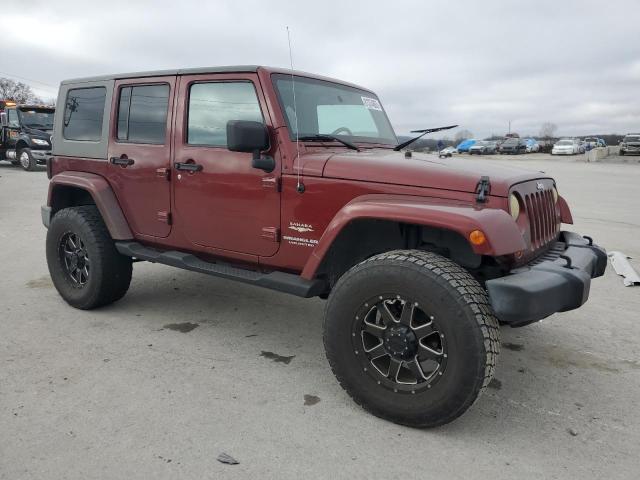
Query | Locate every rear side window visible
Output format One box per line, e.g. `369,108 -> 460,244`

117,84 -> 170,144
63,87 -> 106,141
187,82 -> 262,146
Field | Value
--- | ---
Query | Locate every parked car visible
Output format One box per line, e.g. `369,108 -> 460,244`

619,134 -> 640,155
468,140 -> 497,155
551,138 -> 580,155
583,137 -> 598,149
583,137 -> 606,149
455,138 -> 477,152
498,137 -> 527,154
438,146 -> 457,158
42,65 -> 606,428
524,138 -> 540,153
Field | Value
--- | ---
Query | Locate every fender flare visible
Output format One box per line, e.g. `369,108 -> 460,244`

16,137 -> 30,150
48,171 -> 133,240
301,194 -> 526,280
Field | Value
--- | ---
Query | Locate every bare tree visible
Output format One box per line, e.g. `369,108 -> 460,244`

454,129 -> 473,143
0,77 -> 42,103
539,122 -> 558,140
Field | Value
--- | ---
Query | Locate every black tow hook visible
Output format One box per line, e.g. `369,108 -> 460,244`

559,255 -> 573,269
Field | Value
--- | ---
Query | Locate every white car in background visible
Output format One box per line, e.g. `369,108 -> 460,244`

438,146 -> 458,158
551,138 -> 580,155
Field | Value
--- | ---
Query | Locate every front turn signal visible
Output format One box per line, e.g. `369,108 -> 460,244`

469,229 -> 486,246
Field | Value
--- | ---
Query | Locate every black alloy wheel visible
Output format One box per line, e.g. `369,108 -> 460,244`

59,232 -> 90,287
353,295 -> 447,393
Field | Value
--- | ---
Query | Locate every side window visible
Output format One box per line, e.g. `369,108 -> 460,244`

187,82 -> 262,147
7,109 -> 19,127
117,84 -> 169,144
63,87 -> 106,141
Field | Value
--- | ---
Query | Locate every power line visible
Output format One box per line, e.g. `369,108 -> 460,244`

0,71 -> 58,92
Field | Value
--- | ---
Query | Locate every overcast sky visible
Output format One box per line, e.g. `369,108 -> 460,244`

2,0 -> 639,138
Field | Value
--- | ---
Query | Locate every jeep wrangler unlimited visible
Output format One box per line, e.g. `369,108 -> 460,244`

1,100 -> 54,170
42,66 -> 606,427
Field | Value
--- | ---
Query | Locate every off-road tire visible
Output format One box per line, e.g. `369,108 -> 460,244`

46,206 -> 132,309
324,250 -> 500,428
18,148 -> 37,171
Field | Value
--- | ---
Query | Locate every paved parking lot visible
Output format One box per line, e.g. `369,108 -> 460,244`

1,156 -> 639,479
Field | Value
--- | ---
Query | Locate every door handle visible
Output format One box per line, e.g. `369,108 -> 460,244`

110,156 -> 135,166
175,162 -> 203,172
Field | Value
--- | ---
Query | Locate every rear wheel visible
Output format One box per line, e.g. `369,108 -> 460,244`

46,206 -> 132,309
18,148 -> 36,171
324,250 -> 500,428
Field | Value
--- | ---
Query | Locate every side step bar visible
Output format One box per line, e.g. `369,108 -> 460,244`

115,241 -> 326,298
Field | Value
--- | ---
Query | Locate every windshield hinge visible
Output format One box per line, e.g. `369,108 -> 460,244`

475,176 -> 491,203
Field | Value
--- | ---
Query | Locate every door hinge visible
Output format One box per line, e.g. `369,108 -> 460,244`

156,167 -> 171,180
157,211 -> 172,225
261,176 -> 281,192
261,227 -> 280,242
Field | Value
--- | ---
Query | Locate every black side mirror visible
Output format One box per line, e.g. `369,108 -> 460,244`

227,120 -> 275,172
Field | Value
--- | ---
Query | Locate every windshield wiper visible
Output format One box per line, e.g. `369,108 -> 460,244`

298,135 -> 360,152
393,125 -> 458,151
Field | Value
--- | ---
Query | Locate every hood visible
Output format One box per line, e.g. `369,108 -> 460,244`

23,125 -> 53,138
318,149 -> 549,197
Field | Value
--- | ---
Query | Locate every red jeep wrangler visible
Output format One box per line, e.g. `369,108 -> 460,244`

43,66 -> 606,427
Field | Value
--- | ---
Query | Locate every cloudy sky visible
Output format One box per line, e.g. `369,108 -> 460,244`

2,0 -> 639,138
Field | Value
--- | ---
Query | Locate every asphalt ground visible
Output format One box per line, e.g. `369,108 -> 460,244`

1,154 -> 639,479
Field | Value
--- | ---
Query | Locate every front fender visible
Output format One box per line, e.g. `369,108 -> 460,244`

48,171 -> 133,239
301,194 -> 526,280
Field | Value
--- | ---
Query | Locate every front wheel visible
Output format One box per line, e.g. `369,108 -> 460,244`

46,206 -> 132,309
18,148 -> 37,171
323,250 -> 500,428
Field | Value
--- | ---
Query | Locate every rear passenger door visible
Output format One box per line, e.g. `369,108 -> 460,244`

107,77 -> 175,238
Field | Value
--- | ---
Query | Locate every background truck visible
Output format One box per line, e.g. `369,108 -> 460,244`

0,100 -> 54,170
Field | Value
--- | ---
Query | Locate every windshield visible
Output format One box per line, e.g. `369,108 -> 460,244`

273,74 -> 397,145
503,138 -> 518,145
624,136 -> 640,142
473,141 -> 488,146
19,109 -> 55,129
556,140 -> 572,145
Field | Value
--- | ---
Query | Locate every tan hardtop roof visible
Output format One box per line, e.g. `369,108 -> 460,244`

60,65 -> 372,92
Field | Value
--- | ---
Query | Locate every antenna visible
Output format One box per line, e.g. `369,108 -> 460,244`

286,26 -> 304,193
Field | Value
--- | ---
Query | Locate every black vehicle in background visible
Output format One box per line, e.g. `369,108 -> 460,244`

0,100 -> 54,171
469,140 -> 498,155
498,137 -> 527,154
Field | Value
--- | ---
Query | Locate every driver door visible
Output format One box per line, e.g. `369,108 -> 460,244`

5,108 -> 20,150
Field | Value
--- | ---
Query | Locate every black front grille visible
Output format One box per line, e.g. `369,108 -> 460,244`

523,188 -> 559,249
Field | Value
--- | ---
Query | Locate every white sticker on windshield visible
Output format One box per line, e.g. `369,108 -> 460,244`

361,96 -> 382,111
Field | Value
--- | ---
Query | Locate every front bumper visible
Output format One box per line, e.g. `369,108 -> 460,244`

486,231 -> 606,326
31,149 -> 51,164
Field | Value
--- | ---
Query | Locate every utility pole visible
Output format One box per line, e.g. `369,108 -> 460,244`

508,120 -> 511,134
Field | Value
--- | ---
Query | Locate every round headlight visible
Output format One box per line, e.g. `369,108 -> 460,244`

509,193 -> 520,219
552,186 -> 558,203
